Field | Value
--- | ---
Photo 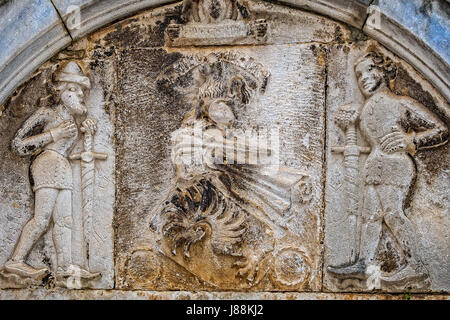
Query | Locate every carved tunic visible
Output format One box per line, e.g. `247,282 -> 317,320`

12,106 -> 79,191
360,88 -> 448,187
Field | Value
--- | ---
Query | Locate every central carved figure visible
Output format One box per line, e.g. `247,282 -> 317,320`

148,52 -> 314,289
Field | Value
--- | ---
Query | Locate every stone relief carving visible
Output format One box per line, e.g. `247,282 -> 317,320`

0,1 -> 448,297
327,51 -> 449,290
0,61 -> 107,288
127,51 -> 317,289
181,0 -> 242,22
165,0 -> 268,46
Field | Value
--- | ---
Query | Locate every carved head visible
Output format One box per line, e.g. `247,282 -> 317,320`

51,61 -> 91,116
182,0 -> 240,23
197,74 -> 250,129
193,53 -> 264,129
159,52 -> 269,129
354,51 -> 396,98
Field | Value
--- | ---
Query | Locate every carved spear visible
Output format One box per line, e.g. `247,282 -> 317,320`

331,104 -> 370,263
70,126 -> 107,270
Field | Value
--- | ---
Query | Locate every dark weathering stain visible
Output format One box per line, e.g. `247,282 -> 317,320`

236,1 -> 249,19
114,47 -> 189,253
103,4 -> 183,49
393,66 -> 450,179
394,66 -> 449,126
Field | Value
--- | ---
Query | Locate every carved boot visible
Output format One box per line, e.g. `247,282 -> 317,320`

381,263 -> 428,285
327,260 -> 367,279
56,265 -> 101,280
3,260 -> 49,279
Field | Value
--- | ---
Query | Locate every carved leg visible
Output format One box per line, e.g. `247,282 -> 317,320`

53,189 -> 73,272
377,185 -> 428,281
327,184 -> 382,278
359,184 -> 384,266
5,188 -> 57,278
11,188 -> 58,262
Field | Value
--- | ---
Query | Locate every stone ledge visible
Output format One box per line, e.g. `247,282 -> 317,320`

51,0 -> 178,40
0,289 -> 449,300
274,0 -> 370,29
372,0 -> 449,63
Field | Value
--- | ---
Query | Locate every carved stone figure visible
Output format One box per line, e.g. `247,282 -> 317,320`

181,0 -> 241,23
144,52 -> 314,289
328,51 -> 449,288
1,61 -> 101,285
165,0 -> 267,46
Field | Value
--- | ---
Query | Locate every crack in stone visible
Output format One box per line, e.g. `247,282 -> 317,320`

49,0 -> 74,42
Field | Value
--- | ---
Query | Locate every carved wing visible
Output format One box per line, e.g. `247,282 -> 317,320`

215,164 -> 314,227
160,177 -> 248,258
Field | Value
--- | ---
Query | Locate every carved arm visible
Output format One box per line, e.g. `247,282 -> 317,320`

11,107 -> 53,156
402,99 -> 449,150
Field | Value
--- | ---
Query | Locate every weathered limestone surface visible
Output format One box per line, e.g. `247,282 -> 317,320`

324,42 -> 449,292
365,0 -> 450,102
373,0 -> 449,62
0,0 -> 449,299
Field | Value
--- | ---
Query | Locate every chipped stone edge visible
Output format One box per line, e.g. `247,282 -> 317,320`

274,0 -> 370,29
52,0 -> 179,40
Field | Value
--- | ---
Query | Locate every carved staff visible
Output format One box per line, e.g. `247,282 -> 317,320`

70,126 -> 107,270
331,104 -> 370,263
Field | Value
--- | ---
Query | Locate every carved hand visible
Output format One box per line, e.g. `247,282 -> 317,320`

380,129 -> 416,155
50,120 -> 77,142
81,118 -> 98,135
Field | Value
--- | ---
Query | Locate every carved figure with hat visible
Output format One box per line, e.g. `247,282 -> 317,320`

2,61 -> 100,283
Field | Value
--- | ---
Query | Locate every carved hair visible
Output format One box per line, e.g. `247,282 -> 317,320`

355,51 -> 397,88
43,80 -> 72,105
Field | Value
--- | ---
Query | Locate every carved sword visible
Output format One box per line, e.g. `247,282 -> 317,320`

70,126 -> 107,270
331,104 -> 370,263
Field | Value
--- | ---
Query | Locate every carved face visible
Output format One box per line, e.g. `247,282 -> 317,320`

59,82 -> 88,116
200,0 -> 229,21
355,57 -> 384,98
207,99 -> 235,128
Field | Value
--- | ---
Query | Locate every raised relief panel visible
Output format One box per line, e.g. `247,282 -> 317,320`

165,0 -> 268,46
0,0 -> 448,296
115,45 -> 326,291
108,1 -> 333,291
0,58 -> 115,289
324,43 -> 449,292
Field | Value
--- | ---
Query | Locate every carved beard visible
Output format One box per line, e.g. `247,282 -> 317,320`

66,100 -> 88,117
